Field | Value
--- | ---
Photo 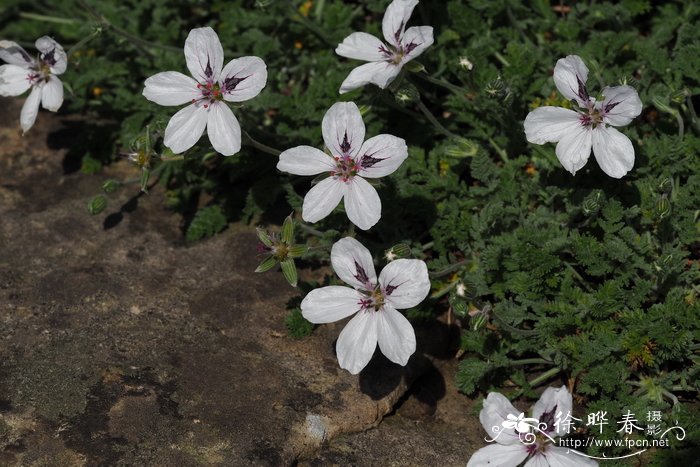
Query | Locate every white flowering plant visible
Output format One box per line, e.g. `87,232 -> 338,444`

1,0 -> 699,464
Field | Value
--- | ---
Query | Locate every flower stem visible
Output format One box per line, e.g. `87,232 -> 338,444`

528,367 -> 561,387
415,73 -> 469,99
242,131 -> 282,156
429,259 -> 470,278
430,281 -> 457,299
416,100 -> 459,139
298,223 -> 325,237
67,28 -> 102,58
18,12 -> 78,25
510,358 -> 553,366
686,94 -> 700,134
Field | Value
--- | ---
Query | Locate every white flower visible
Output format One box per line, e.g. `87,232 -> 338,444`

335,0 -> 433,94
301,237 -> 430,374
459,56 -> 474,71
143,27 -> 267,156
277,101 -> 407,230
0,37 -> 67,133
468,386 -> 598,467
524,55 -> 642,178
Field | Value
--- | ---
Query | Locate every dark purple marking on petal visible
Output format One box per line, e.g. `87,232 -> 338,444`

204,58 -> 213,78
385,284 -> 399,295
353,259 -> 370,285
403,42 -> 420,55
378,44 -> 392,57
394,21 -> 405,43
576,76 -> 589,102
40,48 -> 56,66
604,100 -> 620,113
360,154 -> 385,169
223,75 -> 249,92
340,131 -> 352,155
538,404 -> 557,434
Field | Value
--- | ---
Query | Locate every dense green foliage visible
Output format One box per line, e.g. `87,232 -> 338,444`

1,0 -> 698,463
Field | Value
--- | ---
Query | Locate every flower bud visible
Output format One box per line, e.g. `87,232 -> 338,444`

670,89 -> 687,104
448,293 -> 469,318
102,179 -> 120,193
444,138 -> 478,158
385,243 -> 411,261
404,61 -> 425,73
582,191 -> 603,216
393,84 -> 419,106
655,195 -> 671,219
87,195 -> 107,215
656,177 -> 672,194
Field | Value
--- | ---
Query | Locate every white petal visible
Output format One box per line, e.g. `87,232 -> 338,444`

532,386 -> 572,437
220,56 -> 267,102
322,101 -> 365,159
184,27 -> 224,83
553,55 -> 590,106
542,446 -> 599,467
555,124 -> 592,175
600,85 -> 642,127
524,106 -> 581,144
400,26 -> 433,61
302,177 -> 345,223
592,126 -> 635,178
336,310 -> 378,374
382,0 -> 419,47
339,61 -> 401,94
143,71 -> 200,106
163,103 -> 208,154
40,75 -> 63,111
277,146 -> 336,175
0,40 -> 34,67
466,444 -> 529,467
206,102 -> 241,156
0,64 -> 31,96
330,237 -> 378,291
376,305 -> 415,366
35,36 -> 66,75
479,392 -> 522,446
379,259 -> 430,309
301,286 -> 363,324
336,32 -> 388,62
344,176 -> 381,231
20,85 -> 42,133
356,134 -> 407,178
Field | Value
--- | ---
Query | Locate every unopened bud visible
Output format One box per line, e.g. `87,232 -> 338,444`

657,177 -> 672,194
87,195 -> 107,215
448,294 -> 469,318
385,243 -> 411,261
458,56 -> 474,71
102,179 -> 120,193
404,61 -> 425,73
655,195 -> 671,219
393,84 -> 419,106
444,138 -> 478,158
582,191 -> 603,216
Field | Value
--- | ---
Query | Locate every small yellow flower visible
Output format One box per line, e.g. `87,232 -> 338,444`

294,41 -> 303,50
525,163 -> 537,176
299,0 -> 313,17
92,86 -> 103,98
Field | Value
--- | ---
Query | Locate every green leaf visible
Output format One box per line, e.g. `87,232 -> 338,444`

186,206 -> 227,242
280,258 -> 298,287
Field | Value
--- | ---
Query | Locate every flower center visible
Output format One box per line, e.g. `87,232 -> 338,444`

330,155 -> 358,182
359,287 -> 385,312
192,81 -> 223,108
579,107 -> 604,128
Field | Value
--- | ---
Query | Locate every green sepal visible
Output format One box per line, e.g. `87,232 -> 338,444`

140,167 -> 150,193
256,227 -> 273,247
282,215 -> 294,244
288,245 -> 308,258
255,255 -> 277,273
280,258 -> 298,287
404,61 -> 425,73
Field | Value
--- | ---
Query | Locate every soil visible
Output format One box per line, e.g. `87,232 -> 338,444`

0,98 -> 482,466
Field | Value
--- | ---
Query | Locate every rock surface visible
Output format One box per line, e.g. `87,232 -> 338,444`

0,99 -> 478,466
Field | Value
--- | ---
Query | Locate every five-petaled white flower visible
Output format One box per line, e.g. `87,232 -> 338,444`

301,237 -> 430,374
468,386 -> 598,467
524,55 -> 642,178
335,0 -> 433,94
277,101 -> 407,230
143,27 -> 267,156
0,37 -> 66,133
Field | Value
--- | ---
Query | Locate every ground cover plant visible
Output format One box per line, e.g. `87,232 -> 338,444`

1,0 -> 698,464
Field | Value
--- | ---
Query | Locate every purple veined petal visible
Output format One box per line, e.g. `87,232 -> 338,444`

540,446 -> 599,467
524,106 -> 581,145
376,305 -> 416,366
206,102 -> 241,156
20,85 -> 42,133
531,386 -> 573,438
466,444 -> 530,467
592,126 -> 635,178
163,103 -> 208,154
382,0 -> 419,47
143,71 -> 200,106
0,40 -> 35,68
600,85 -> 643,127
399,26 -> 433,61
277,146 -> 336,176
356,134 -> 407,178
479,392 -> 523,446
339,61 -> 401,94
322,101 -> 366,159
553,55 -> 590,107
301,286 -> 363,324
40,75 -> 63,111
336,32 -> 388,62
184,27 -> 224,84
0,64 -> 32,96
379,259 -> 430,309
336,310 -> 379,374
330,237 -> 378,291
35,36 -> 66,75
220,56 -> 267,103
344,176 -> 381,231
301,176 -> 345,223
555,124 -> 593,175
